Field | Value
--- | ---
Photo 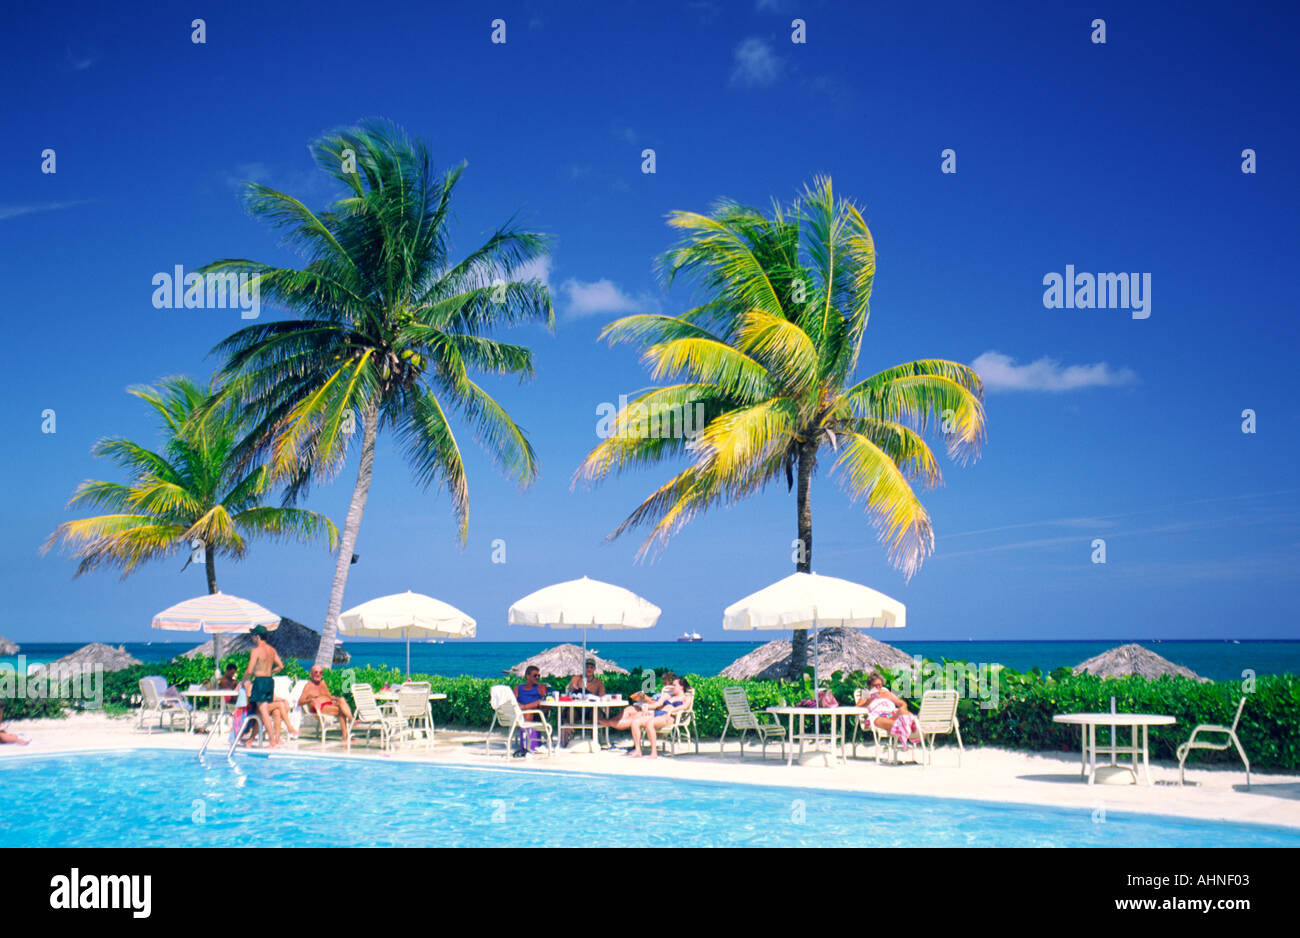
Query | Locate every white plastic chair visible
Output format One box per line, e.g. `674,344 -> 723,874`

351,683 -> 407,752
137,676 -> 192,734
915,689 -> 964,767
397,683 -> 433,748
485,684 -> 553,757
1178,697 -> 1251,788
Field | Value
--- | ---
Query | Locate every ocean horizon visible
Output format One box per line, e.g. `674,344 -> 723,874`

5,639 -> 1297,683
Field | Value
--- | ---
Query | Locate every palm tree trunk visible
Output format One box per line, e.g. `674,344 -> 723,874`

315,403 -> 379,670
789,439 -> 815,680
205,548 -> 218,594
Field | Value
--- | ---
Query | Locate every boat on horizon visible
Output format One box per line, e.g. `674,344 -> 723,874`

677,631 -> 703,643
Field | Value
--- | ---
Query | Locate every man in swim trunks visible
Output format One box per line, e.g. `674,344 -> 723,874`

298,664 -> 353,745
241,625 -> 284,747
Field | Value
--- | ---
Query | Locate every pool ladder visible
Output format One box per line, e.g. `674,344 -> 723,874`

198,714 -> 262,761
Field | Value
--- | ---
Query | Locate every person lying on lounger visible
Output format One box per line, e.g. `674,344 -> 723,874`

863,671 -> 921,749
0,704 -> 30,745
299,665 -> 352,745
626,676 -> 691,759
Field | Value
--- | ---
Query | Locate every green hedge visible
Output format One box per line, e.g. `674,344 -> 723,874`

7,655 -> 1295,772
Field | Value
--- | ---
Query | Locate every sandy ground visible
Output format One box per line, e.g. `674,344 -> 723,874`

3,710 -> 1297,831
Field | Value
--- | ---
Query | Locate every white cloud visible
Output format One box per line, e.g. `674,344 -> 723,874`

560,277 -> 657,319
0,200 -> 90,221
512,256 -> 552,290
972,351 -> 1137,393
730,37 -> 782,87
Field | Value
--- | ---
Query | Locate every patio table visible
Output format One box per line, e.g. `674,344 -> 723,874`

545,696 -> 625,752
766,706 -> 874,767
1053,712 -> 1176,785
179,688 -> 239,733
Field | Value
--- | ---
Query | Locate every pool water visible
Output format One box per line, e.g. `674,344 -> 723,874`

2,750 -> 1297,848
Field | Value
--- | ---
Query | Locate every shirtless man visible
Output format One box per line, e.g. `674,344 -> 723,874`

298,665 -> 352,745
241,625 -> 284,746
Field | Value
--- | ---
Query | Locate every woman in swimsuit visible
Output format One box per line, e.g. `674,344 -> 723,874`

0,704 -> 30,745
626,677 -> 691,759
599,671 -> 676,731
862,671 -> 921,748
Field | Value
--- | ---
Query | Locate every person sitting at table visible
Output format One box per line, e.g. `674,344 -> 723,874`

0,704 -> 30,745
559,659 -> 606,747
862,671 -> 921,749
514,666 -> 551,753
626,676 -> 691,758
299,665 -> 352,745
598,671 -> 677,732
566,659 -> 606,697
217,664 -> 239,692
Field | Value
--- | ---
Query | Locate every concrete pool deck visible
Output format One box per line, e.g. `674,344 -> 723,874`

3,711 -> 1297,832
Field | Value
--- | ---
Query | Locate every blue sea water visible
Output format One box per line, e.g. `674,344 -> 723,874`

4,640 -> 1298,681
2,749 -> 1296,848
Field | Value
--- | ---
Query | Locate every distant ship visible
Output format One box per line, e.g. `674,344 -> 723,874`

677,631 -> 703,643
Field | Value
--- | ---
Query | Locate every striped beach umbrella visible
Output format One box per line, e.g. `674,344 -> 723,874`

152,592 -> 280,675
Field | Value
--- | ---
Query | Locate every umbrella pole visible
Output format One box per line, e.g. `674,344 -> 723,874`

582,625 -> 588,693
405,627 -> 411,681
213,633 -> 222,680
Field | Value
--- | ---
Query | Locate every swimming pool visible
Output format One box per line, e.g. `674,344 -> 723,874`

2,749 -> 1297,848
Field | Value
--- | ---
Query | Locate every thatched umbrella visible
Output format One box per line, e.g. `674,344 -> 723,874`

33,643 -> 142,678
721,627 -> 914,681
182,617 -> 351,665
0,636 -> 18,656
507,644 -> 629,679
1073,643 -> 1208,682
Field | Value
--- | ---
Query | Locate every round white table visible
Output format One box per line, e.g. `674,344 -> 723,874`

545,696 -> 626,752
766,706 -> 874,767
1053,712 -> 1176,785
179,688 -> 239,732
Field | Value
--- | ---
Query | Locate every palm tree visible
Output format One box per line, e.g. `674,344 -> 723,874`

201,121 -> 553,669
576,177 -> 987,677
44,376 -> 338,592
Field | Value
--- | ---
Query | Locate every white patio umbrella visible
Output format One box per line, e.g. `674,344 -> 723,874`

507,576 -> 661,690
152,591 -> 281,677
340,590 -> 476,679
722,571 -> 905,687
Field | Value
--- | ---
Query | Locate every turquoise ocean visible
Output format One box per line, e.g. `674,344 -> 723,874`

4,640 -> 1298,683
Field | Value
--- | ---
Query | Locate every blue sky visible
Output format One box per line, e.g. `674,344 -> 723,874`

3,0 -> 1298,644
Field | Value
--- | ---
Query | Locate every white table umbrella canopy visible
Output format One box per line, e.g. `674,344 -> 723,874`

723,572 -> 905,686
507,576 -> 661,689
152,591 -> 281,676
723,572 -> 905,631
340,590 -> 476,677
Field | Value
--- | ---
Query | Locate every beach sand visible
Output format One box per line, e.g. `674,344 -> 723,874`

4,711 -> 1296,832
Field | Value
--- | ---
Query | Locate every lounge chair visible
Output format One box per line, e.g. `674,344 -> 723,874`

719,686 -> 787,760
396,683 -> 434,748
350,683 -> 408,752
1178,696 -> 1251,788
914,689 -> 963,766
851,688 -> 923,764
299,683 -> 349,750
137,676 -> 192,734
485,684 -> 553,757
648,693 -> 699,756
